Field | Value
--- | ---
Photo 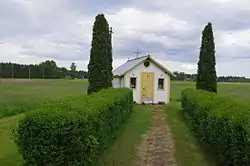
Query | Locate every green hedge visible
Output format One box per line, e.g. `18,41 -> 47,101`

15,88 -> 133,166
181,88 -> 250,166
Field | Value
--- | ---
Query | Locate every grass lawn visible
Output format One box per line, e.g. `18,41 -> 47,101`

0,79 -> 87,118
97,105 -> 151,166
165,102 -> 216,166
171,81 -> 250,101
0,79 -> 250,165
0,114 -> 24,166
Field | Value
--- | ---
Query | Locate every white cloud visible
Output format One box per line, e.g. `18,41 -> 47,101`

0,0 -> 250,77
107,8 -> 193,33
216,29 -> 250,48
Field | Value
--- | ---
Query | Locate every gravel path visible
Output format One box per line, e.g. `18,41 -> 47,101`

137,105 -> 176,166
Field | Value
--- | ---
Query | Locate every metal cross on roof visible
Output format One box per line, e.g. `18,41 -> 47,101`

133,50 -> 142,58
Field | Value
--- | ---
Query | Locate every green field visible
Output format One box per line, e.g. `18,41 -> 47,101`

0,79 -> 250,166
171,81 -> 250,101
0,79 -> 88,118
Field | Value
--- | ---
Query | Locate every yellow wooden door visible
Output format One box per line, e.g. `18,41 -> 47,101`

141,72 -> 154,102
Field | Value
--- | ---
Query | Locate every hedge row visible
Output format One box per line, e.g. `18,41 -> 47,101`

15,88 -> 133,166
181,88 -> 250,166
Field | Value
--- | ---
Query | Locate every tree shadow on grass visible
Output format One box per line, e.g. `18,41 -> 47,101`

177,107 -> 218,166
165,102 -> 217,166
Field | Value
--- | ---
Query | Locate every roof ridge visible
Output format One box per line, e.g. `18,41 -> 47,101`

113,55 -> 174,77
127,55 -> 149,62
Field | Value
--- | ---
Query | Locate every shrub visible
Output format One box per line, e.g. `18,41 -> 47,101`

64,75 -> 72,79
181,88 -> 250,166
15,88 -> 133,166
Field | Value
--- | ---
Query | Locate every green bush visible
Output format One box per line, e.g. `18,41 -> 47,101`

181,88 -> 250,166
15,88 -> 133,166
64,75 -> 72,79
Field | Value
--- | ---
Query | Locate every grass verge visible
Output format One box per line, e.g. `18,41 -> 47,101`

97,105 -> 151,166
0,114 -> 24,166
165,102 -> 216,166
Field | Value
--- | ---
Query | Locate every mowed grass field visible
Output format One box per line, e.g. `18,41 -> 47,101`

0,79 -> 88,118
0,79 -> 250,166
171,81 -> 250,101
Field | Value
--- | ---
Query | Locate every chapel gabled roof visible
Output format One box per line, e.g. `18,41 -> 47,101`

113,55 -> 175,77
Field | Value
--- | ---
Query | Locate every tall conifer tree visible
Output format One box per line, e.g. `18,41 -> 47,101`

107,27 -> 113,87
196,22 -> 217,93
87,14 -> 112,94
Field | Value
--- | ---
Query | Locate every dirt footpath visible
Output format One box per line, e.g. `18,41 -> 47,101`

137,105 -> 176,166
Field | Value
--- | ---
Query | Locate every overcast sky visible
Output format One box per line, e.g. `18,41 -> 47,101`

1,0 -> 250,77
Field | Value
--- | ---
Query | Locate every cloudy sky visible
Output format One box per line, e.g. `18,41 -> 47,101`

1,0 -> 250,77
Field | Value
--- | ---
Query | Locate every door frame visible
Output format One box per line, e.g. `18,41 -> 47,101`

140,72 -> 155,103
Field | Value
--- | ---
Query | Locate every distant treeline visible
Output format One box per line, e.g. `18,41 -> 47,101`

1,62 -> 249,82
172,71 -> 250,82
0,60 -> 88,79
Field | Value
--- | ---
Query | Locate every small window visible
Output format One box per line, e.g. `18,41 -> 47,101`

144,60 -> 150,67
158,78 -> 164,90
130,77 -> 136,89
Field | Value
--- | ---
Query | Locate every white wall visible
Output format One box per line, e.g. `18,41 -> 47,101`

124,61 -> 170,104
121,76 -> 124,87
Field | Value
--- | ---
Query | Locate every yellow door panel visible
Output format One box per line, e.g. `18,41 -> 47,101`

141,72 -> 154,102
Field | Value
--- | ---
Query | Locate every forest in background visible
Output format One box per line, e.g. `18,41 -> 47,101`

172,71 -> 250,82
1,61 -> 249,82
0,60 -> 87,79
